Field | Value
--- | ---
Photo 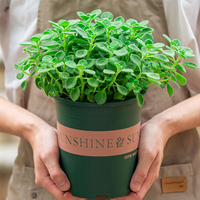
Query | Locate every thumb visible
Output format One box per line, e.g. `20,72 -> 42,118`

130,153 -> 154,192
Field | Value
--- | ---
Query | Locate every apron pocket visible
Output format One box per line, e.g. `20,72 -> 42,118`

19,166 -> 56,200
144,163 -> 195,200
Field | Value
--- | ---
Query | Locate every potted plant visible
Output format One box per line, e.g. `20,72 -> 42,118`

14,9 -> 198,199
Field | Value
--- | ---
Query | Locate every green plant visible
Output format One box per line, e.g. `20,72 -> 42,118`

15,9 -> 198,106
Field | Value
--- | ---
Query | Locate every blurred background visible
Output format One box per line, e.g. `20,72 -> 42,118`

0,46 -> 20,200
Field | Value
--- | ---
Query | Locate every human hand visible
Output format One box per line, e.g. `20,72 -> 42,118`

111,117 -> 171,200
29,123 -> 85,200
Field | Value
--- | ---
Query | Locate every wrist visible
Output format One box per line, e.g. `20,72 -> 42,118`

20,115 -> 49,147
150,111 -> 177,144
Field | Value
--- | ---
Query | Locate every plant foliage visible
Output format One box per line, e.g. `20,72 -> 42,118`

15,9 -> 198,106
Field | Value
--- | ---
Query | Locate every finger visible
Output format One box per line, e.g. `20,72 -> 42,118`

130,154 -> 162,200
41,151 -> 70,191
35,157 -> 67,199
135,154 -> 161,196
130,150 -> 156,192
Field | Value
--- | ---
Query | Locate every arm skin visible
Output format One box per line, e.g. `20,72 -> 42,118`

112,93 -> 200,200
0,96 -> 85,200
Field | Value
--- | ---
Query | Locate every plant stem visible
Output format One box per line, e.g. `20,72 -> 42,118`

63,33 -> 68,55
87,38 -> 95,58
108,70 -> 120,91
79,70 -> 85,101
172,56 -> 181,68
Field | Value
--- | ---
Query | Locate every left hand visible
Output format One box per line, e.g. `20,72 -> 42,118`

111,117 -> 171,200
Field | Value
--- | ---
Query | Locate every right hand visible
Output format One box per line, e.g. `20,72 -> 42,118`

29,122 -> 85,200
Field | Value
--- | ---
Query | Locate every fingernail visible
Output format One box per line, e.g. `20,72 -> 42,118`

59,180 -> 70,191
131,181 -> 141,192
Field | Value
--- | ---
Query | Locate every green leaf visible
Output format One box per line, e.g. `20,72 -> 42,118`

114,48 -> 128,57
78,59 -> 88,67
25,46 -> 38,53
182,62 -> 199,69
55,62 -> 64,68
30,34 -> 41,42
14,64 -> 20,69
17,58 -> 28,65
136,93 -> 144,107
114,16 -> 125,23
75,49 -> 88,58
130,54 -> 141,66
149,54 -> 169,62
47,82 -> 54,92
163,34 -> 171,44
167,83 -> 173,97
117,84 -> 128,96
20,42 -> 35,46
147,78 -> 160,85
103,69 -> 115,74
95,90 -> 107,105
55,81 -> 63,93
21,80 -> 27,91
55,51 -> 65,62
70,87 -> 80,101
16,72 -> 24,79
175,72 -> 187,85
41,40 -> 60,47
176,64 -> 186,73
101,11 -> 113,21
59,72 -> 70,79
58,20 -> 69,28
87,93 -> 95,103
96,43 -> 110,53
38,68 -> 52,74
153,43 -> 165,48
87,78 -> 99,87
64,77 -> 77,89
76,28 -> 89,38
163,50 -> 175,58
35,78 -> 43,89
172,81 -> 180,89
128,44 -> 141,52
94,26 -> 105,35
110,41 -> 119,50
90,9 -> 102,19
145,73 -> 160,80
139,20 -> 149,27
133,86 -> 142,94
121,68 -> 133,73
49,21 -> 61,29
74,38 -> 88,44
42,55 -> 53,63
86,59 -> 95,68
65,61 -> 76,68
96,58 -> 108,66
172,39 -> 180,46
84,69 -> 95,75
40,34 -> 53,41
114,92 -> 124,100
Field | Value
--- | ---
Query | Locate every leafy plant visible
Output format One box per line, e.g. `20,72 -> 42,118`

15,9 -> 198,106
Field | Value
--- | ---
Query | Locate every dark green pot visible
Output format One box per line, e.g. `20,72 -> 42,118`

55,97 -> 141,199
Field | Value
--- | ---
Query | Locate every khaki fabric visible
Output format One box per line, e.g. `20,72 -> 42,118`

6,0 -> 200,200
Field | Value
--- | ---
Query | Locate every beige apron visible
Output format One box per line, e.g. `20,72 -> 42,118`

6,0 -> 200,199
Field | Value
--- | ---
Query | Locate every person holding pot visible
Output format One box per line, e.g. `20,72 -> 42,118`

0,0 -> 200,200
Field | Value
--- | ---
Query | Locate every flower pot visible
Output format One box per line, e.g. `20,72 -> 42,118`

55,97 -> 141,199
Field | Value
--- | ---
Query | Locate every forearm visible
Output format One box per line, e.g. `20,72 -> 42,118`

0,96 -> 48,145
151,94 -> 200,139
